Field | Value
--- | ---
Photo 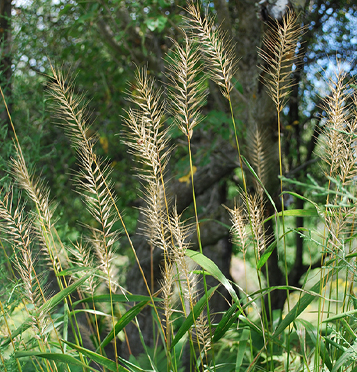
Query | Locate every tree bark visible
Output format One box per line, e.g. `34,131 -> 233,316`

122,0 -> 305,357
122,146 -> 237,358
0,0 -> 12,135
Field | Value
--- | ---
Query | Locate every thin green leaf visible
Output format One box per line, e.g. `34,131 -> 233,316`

257,227 -> 305,270
235,328 -> 250,370
257,240 -> 277,269
63,340 -> 133,371
281,176 -> 356,201
97,301 -> 149,352
236,314 -> 263,335
15,351 -> 100,372
45,273 -> 93,310
57,266 -> 98,276
72,308 -> 111,317
297,319 -> 332,371
263,207 -> 319,224
345,251 -> 357,259
273,268 -> 337,338
73,294 -> 159,307
331,343 -> 357,372
50,309 -> 111,329
63,303 -> 69,353
326,175 -> 356,201
186,249 -> 239,303
325,337 -> 346,352
1,273 -> 92,347
212,302 -> 240,342
323,308 -> 357,323
212,298 -> 263,342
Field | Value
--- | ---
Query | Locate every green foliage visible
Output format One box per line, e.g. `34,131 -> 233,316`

129,347 -> 184,372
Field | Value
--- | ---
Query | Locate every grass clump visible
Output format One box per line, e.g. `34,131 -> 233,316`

1,2 -> 357,372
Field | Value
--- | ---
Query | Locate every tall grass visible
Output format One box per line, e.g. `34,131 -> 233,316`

1,2 -> 357,371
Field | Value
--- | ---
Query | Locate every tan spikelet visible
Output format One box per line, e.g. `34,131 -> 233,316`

123,68 -> 172,253
166,31 -> 208,138
0,191 -> 50,340
184,1 -> 238,99
258,10 -> 303,112
67,240 -> 98,294
246,123 -> 277,196
246,193 -> 268,256
319,66 -> 352,179
224,202 -> 248,255
49,66 -> 121,296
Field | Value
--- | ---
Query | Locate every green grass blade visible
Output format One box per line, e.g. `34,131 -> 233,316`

170,285 -> 218,350
256,240 -> 277,270
273,268 -> 337,338
57,266 -> 98,276
14,351 -> 100,371
63,340 -> 134,371
212,302 -> 240,342
263,207 -> 319,224
63,302 -> 69,353
322,309 -> 357,323
97,300 -> 149,352
54,308 -> 112,325
235,327 -> 250,370
257,227 -> 308,270
73,294 -> 159,307
298,319 -> 332,371
212,300 -> 262,342
1,273 -> 92,347
299,319 -> 333,371
43,272 -> 92,312
186,249 -> 239,303
71,308 -> 112,317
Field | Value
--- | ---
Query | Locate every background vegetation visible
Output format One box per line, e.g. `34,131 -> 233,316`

1,0 -> 357,371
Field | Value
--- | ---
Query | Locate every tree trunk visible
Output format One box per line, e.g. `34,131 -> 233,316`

122,150 -> 237,358
122,0 -> 296,358
233,0 -> 286,311
0,0 -> 12,135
